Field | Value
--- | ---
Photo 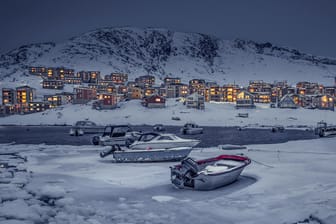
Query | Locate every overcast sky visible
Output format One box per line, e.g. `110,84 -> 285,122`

1,0 -> 335,57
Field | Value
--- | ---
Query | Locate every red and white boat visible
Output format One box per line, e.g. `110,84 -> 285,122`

170,154 -> 251,190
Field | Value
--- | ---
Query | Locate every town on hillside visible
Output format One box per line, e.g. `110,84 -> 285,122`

0,66 -> 335,116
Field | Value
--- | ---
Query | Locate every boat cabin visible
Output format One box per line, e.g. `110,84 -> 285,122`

102,125 -> 133,137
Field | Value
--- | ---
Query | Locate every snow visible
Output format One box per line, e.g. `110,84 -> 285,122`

152,195 -> 175,202
0,199 -> 41,222
1,137 -> 336,223
38,185 -> 66,199
0,99 -> 334,128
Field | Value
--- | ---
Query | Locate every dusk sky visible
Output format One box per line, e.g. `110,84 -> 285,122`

1,0 -> 335,58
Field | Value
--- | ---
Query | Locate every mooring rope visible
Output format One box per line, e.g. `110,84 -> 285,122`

249,158 -> 275,168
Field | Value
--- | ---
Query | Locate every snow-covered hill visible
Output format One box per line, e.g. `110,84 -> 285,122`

1,27 -> 336,86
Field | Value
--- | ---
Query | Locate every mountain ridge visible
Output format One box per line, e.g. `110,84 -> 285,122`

1,26 -> 336,85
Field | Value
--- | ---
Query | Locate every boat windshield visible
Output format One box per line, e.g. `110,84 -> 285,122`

111,127 -> 131,137
103,126 -> 113,136
139,133 -> 158,142
157,136 -> 174,141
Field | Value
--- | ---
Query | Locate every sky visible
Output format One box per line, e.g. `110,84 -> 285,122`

0,0 -> 336,58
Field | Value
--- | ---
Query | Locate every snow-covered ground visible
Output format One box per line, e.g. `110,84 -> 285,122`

1,137 -> 336,223
0,98 -> 334,128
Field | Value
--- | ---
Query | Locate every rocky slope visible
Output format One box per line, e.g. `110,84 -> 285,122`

1,27 -> 336,85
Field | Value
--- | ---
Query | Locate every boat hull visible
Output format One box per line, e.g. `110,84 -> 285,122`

130,140 -> 200,150
112,147 -> 193,162
170,154 -> 251,190
70,126 -> 105,135
193,166 -> 245,190
181,128 -> 203,135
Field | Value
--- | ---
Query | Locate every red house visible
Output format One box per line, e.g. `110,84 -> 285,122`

73,87 -> 97,104
143,94 -> 166,108
93,93 -> 118,110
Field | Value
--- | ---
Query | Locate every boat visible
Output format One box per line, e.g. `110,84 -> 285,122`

129,132 -> 200,150
170,154 -> 251,190
180,123 -> 203,135
99,144 -> 193,162
69,120 -> 104,136
315,121 -> 336,137
153,124 -> 166,132
237,113 -> 248,118
92,125 -> 141,146
219,144 -> 247,150
237,124 -> 285,132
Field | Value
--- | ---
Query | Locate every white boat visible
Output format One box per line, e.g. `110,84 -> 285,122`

170,154 -> 251,190
92,125 -> 141,146
69,120 -> 104,136
129,132 -> 200,150
180,123 -> 203,135
99,145 -> 192,162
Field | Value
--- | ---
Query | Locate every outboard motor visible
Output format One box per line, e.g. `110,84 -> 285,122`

92,136 -> 100,145
100,144 -> 121,158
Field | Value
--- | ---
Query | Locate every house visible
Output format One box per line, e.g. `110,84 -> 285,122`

278,94 -> 298,109
209,86 -> 223,102
76,71 -> 101,83
117,85 -> 128,97
135,75 -> 155,87
186,93 -> 205,110
73,87 -> 97,104
43,92 -> 75,108
93,93 -> 118,110
166,83 -> 189,98
27,102 -> 50,113
164,77 -> 181,85
296,81 -> 322,95
88,84 -> 108,93
44,95 -> 63,108
142,94 -> 166,108
253,92 -> 271,103
29,67 -> 47,76
64,77 -> 82,85
222,84 -> 239,102
324,86 -> 336,97
16,85 -> 35,105
144,87 -> 156,97
312,94 -> 334,111
106,73 -> 128,85
236,90 -> 255,109
47,67 -> 75,80
42,79 -> 64,90
2,88 -> 15,105
189,79 -> 206,96
0,105 -> 16,116
248,80 -> 272,93
98,80 -> 115,87
128,87 -> 144,99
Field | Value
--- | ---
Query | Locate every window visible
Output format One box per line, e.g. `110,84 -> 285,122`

158,136 -> 173,141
